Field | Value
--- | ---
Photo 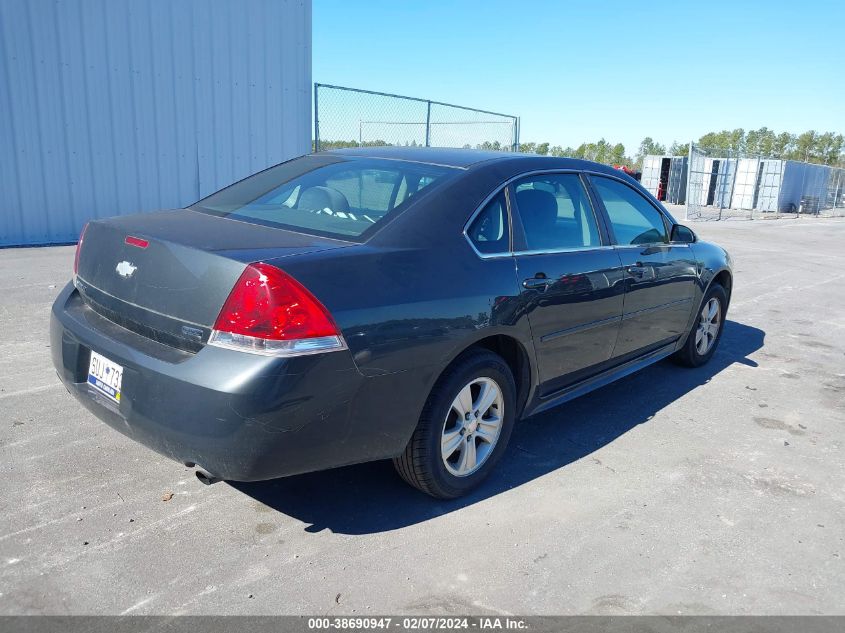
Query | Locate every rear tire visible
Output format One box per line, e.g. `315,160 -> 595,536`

673,283 -> 728,367
393,349 -> 516,499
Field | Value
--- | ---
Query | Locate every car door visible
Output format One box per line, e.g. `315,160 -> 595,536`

510,172 -> 626,395
587,174 -> 698,358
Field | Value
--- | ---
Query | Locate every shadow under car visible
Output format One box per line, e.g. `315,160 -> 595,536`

231,319 -> 763,535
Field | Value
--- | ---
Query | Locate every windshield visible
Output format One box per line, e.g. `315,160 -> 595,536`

191,156 -> 458,240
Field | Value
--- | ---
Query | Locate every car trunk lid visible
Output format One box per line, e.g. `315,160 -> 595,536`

75,209 -> 351,350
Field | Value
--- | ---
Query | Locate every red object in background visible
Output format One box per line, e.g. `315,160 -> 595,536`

613,164 -> 642,182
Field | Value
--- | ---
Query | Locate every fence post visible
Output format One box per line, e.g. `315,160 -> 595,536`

749,156 -> 757,220
514,117 -> 520,152
425,101 -> 431,147
799,162 -> 807,215
725,149 -> 737,221
313,83 -> 320,152
685,140 -> 694,221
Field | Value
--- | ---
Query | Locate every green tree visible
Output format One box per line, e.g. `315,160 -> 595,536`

669,141 -> 689,156
793,130 -> 817,162
697,129 -> 745,156
727,128 -> 745,154
550,145 -> 575,157
609,143 -> 627,165
635,137 -> 666,169
772,132 -> 794,159
812,132 -> 843,165
745,127 -> 776,157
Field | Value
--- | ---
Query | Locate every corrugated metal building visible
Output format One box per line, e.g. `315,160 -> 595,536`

0,0 -> 312,246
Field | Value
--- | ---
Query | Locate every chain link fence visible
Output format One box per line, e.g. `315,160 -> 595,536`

314,84 -> 519,153
685,142 -> 845,220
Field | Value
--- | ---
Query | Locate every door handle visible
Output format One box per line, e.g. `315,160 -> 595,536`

626,265 -> 646,278
523,274 -> 551,290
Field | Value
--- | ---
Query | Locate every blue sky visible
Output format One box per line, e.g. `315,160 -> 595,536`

314,0 -> 845,154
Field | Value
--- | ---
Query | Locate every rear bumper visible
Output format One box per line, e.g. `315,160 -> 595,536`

50,283 -> 394,481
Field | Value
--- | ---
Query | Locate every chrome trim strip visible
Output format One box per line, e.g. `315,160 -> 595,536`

540,314 -> 623,343
514,245 -> 617,257
462,167 -> 691,259
613,243 -> 692,250
620,297 -> 693,321
208,330 -> 348,357
463,168 -> 604,260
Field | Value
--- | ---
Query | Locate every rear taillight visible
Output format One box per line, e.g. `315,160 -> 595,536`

208,262 -> 346,357
72,223 -> 88,284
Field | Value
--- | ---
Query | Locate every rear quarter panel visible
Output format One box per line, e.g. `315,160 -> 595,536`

268,236 -> 533,454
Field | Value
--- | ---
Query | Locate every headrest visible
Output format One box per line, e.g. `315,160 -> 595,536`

297,186 -> 350,213
516,189 -> 557,230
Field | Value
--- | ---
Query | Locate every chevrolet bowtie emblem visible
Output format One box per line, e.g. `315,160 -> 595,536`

115,261 -> 137,279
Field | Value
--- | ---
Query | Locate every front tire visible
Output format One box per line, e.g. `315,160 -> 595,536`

393,349 -> 516,499
673,283 -> 728,367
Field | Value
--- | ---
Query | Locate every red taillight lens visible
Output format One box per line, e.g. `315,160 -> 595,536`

73,223 -> 88,281
209,263 -> 345,356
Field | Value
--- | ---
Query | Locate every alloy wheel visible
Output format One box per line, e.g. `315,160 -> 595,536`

695,297 -> 721,355
441,377 -> 504,477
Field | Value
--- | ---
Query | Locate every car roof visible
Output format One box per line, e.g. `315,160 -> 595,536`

327,146 -> 624,175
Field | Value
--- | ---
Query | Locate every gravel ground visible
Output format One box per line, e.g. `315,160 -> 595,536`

1,216 -> 843,615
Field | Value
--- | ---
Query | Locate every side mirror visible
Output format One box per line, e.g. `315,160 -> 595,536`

671,224 -> 697,243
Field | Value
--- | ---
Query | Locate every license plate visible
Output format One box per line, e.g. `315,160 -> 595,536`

87,350 -> 123,404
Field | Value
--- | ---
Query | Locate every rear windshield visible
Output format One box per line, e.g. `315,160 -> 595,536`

191,156 -> 458,240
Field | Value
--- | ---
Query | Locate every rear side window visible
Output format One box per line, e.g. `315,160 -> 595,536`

513,173 -> 600,251
467,193 -> 509,254
192,157 -> 457,240
591,176 -> 668,245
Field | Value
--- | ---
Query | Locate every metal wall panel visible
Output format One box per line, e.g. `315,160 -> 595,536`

730,158 -> 761,210
0,0 -> 312,246
756,160 -> 784,213
666,157 -> 687,204
695,157 -> 715,207
713,158 -> 736,209
640,155 -> 662,199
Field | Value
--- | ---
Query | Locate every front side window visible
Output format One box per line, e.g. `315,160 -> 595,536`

467,193 -> 509,254
591,176 -> 668,245
513,173 -> 600,251
192,157 -> 458,240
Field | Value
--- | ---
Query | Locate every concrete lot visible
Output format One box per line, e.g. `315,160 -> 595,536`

1,217 -> 843,615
